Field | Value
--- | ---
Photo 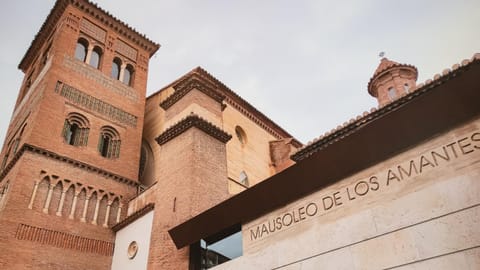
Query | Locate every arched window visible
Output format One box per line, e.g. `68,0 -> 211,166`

89,46 -> 102,69
138,140 -> 155,187
1,151 -> 9,171
0,181 -> 10,206
239,171 -> 249,186
12,124 -> 26,155
235,126 -> 247,145
123,64 -> 134,86
111,58 -> 122,80
388,87 -> 396,101
62,112 -> 90,146
75,39 -> 88,62
98,126 -> 121,159
404,83 -> 410,93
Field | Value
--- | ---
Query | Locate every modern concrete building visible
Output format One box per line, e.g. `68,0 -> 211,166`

0,0 -> 478,269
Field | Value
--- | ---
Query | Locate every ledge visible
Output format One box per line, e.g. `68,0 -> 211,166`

0,143 -> 138,187
111,203 -> 155,232
156,114 -> 232,145
159,76 -> 226,110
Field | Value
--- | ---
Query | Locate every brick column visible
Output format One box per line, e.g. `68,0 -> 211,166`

147,77 -> 232,269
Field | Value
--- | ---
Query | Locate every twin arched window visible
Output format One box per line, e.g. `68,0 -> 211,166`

111,57 -> 134,86
75,38 -> 103,70
62,113 -> 90,146
98,126 -> 121,159
61,113 -> 121,159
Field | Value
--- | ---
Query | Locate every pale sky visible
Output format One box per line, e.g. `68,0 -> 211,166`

1,0 -> 479,147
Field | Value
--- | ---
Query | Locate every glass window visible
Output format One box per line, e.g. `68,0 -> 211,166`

62,113 -> 89,147
404,83 -> 410,93
239,171 -> 249,186
194,227 -> 242,269
111,58 -> 121,80
75,40 -> 88,62
388,87 -> 396,101
98,126 -> 121,159
235,126 -> 247,145
123,65 -> 134,86
89,47 -> 102,69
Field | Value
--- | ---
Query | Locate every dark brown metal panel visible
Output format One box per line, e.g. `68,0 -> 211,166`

169,60 -> 480,249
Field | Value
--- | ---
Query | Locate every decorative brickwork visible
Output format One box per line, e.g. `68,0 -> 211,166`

80,18 -> 106,42
27,171 -> 124,227
63,55 -> 139,101
56,81 -> 138,127
19,0 -> 159,70
115,39 -> 138,61
160,76 -> 225,110
65,12 -> 80,31
0,144 -> 137,186
15,223 -> 114,256
156,114 -> 232,145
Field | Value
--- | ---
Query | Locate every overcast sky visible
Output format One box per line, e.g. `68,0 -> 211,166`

1,0 -> 479,147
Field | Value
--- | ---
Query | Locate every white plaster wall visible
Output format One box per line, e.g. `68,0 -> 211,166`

214,118 -> 480,269
111,211 -> 154,270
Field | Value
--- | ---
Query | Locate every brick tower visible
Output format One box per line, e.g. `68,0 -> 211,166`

0,0 -> 159,268
368,58 -> 418,105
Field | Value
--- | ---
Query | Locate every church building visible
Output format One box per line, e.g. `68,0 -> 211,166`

0,0 -> 478,269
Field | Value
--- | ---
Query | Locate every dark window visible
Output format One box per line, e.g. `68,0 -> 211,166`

62,113 -> 89,146
139,145 -> 147,178
0,155 -> 7,171
89,47 -> 102,69
111,58 -> 121,80
12,139 -> 20,155
75,39 -> 88,62
98,126 -> 121,159
235,126 -> 247,145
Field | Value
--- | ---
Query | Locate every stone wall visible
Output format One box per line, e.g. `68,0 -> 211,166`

215,117 -> 480,269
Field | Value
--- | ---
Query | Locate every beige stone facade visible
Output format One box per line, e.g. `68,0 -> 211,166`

218,118 -> 480,269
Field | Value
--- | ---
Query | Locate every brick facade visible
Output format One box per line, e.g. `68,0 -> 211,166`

0,1 -> 300,269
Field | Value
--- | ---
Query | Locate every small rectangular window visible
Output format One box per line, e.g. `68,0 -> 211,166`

388,87 -> 396,101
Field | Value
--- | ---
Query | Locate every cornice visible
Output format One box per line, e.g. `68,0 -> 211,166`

156,114 -> 232,146
150,67 -> 303,148
0,143 -> 137,187
159,76 -> 226,110
111,203 -> 154,232
19,0 -> 160,71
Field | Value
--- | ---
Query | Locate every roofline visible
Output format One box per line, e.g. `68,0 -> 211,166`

168,54 -> 480,249
19,0 -> 160,71
148,67 -> 303,148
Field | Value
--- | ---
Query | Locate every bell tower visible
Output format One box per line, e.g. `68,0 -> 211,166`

368,58 -> 418,105
0,0 -> 159,268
